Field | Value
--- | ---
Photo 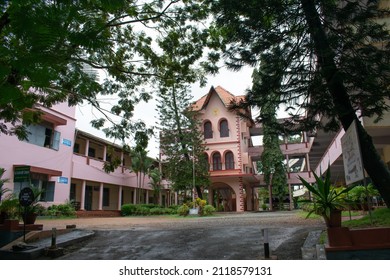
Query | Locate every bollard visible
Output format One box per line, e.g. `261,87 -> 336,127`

262,228 -> 270,259
45,227 -> 64,257
51,227 -> 57,249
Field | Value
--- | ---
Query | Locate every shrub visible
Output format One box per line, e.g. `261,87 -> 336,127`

202,205 -> 216,216
169,205 -> 179,211
135,206 -> 150,216
177,204 -> 189,216
150,207 -> 164,215
121,204 -> 137,216
46,202 -> 76,217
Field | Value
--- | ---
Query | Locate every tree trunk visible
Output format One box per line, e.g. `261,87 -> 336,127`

301,0 -> 390,207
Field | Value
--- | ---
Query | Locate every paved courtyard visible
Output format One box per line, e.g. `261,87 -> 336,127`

38,211 -> 324,260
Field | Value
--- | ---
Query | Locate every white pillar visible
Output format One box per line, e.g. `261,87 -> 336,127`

146,190 -> 149,204
103,145 -> 107,161
85,139 -> 90,157
98,182 -> 103,210
80,180 -> 86,210
118,186 -> 123,210
133,189 -> 137,204
174,192 -> 178,205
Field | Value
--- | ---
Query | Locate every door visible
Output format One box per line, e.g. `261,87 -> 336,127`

85,185 -> 93,211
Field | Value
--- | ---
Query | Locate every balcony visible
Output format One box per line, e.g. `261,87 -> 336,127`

72,154 -> 144,188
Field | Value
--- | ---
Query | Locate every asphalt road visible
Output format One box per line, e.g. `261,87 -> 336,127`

37,211 -> 324,260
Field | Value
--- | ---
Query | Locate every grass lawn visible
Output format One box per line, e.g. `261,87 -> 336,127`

342,208 -> 390,228
298,207 -> 390,228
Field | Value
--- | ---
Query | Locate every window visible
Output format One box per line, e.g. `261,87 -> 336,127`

26,122 -> 60,150
70,183 -> 76,201
204,121 -> 213,139
220,119 -> 229,137
88,147 -> 96,157
73,143 -> 80,153
40,181 -> 55,202
103,188 -> 110,207
225,152 -> 235,170
212,153 -> 222,170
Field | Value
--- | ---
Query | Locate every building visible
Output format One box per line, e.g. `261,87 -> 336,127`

0,102 -> 172,212
191,86 -> 316,212
191,81 -> 390,212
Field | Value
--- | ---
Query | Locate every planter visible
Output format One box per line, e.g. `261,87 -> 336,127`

0,211 -> 9,224
326,227 -> 390,259
22,213 -> 38,225
325,210 -> 342,228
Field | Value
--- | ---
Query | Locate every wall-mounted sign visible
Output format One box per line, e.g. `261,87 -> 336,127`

14,166 -> 30,182
62,138 -> 72,147
341,120 -> 365,185
19,187 -> 34,207
57,176 -> 68,184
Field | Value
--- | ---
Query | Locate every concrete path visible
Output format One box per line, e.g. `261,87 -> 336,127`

36,211 -> 324,260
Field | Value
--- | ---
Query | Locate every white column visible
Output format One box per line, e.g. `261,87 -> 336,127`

146,190 -> 149,204
174,192 -> 178,205
118,186 -> 123,210
80,180 -> 86,210
85,139 -> 90,157
103,145 -> 107,161
98,182 -> 103,210
133,189 -> 137,204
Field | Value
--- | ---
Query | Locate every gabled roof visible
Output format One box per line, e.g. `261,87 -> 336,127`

191,85 -> 245,111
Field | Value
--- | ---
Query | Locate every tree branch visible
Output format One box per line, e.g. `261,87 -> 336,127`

0,11 -> 10,34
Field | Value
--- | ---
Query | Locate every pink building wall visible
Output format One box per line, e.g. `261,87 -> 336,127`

0,102 -> 153,211
194,86 -> 256,212
0,102 -> 76,205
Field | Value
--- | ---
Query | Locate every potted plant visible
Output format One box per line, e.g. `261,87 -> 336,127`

299,168 -> 354,227
0,194 -> 20,223
20,186 -> 43,224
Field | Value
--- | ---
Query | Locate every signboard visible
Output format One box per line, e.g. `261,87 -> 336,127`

14,166 -> 30,182
19,187 -> 34,207
341,120 -> 365,185
62,138 -> 72,147
57,176 -> 68,184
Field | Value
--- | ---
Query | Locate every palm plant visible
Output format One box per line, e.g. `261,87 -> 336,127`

148,168 -> 162,205
299,168 -> 354,227
130,149 -> 154,204
0,167 -> 10,201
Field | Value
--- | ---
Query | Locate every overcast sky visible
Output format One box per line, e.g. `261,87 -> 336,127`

75,66 -> 255,158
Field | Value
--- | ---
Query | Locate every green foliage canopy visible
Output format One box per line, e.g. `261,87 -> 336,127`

0,0 -> 216,141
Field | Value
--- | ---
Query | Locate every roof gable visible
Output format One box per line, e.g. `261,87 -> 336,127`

191,85 -> 245,111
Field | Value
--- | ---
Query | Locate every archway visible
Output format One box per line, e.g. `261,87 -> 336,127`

209,182 -> 237,212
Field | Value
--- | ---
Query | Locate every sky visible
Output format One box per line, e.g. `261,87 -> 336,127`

75,66 -> 255,158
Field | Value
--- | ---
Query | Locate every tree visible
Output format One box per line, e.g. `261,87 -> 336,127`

155,19 -> 211,199
251,66 -> 288,210
130,131 -> 154,204
157,83 -> 210,199
209,0 -> 390,207
148,168 -> 162,205
0,1 -> 215,142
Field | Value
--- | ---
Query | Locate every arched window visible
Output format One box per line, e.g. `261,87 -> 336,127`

212,152 -> 222,170
204,121 -> 213,139
225,151 -> 235,170
220,119 -> 229,137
